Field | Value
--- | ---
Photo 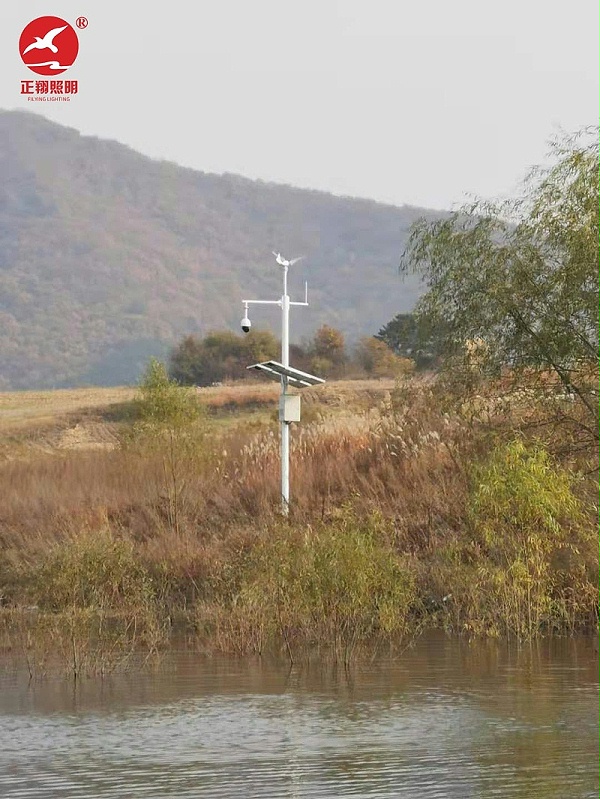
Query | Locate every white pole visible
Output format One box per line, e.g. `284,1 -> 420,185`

281,264 -> 290,516
282,265 -> 289,368
243,253 -> 313,517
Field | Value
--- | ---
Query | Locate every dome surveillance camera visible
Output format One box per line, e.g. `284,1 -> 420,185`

241,316 -> 251,333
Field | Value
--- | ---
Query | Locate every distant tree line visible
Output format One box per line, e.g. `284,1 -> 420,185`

168,323 -> 420,386
375,313 -> 443,369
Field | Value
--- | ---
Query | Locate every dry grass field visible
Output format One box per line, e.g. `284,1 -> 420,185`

0,373 -> 596,670
0,375 -> 441,658
0,378 -> 397,459
0,387 -> 136,433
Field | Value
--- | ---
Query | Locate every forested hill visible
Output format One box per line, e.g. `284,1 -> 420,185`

0,110 -> 437,389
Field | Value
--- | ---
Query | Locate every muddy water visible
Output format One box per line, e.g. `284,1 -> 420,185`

0,633 -> 597,798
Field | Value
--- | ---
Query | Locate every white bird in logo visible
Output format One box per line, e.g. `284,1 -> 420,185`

22,25 -> 67,55
272,252 -> 304,267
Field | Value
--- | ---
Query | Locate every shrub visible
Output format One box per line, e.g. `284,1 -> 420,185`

435,439 -> 597,637
355,337 -> 415,378
226,511 -> 418,661
125,359 -> 209,534
6,531 -> 166,677
133,359 -> 203,430
31,529 -> 155,614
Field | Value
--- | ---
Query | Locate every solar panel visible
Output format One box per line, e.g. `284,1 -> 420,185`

246,361 -> 325,388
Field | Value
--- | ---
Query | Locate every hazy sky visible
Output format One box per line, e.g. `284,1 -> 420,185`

2,0 -> 598,210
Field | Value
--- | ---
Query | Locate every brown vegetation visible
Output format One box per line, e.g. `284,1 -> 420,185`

0,375 -> 596,674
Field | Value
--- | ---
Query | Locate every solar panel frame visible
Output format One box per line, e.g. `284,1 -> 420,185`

246,360 -> 325,388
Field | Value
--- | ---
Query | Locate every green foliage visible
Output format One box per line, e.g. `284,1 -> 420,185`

13,531 -> 166,677
32,530 -> 155,613
401,129 -> 599,426
243,329 -> 280,364
434,440 -> 595,638
170,325 -> 357,384
129,359 -> 208,534
167,336 -> 206,386
135,358 -> 203,431
229,512 -> 417,661
469,439 -> 582,552
375,312 -> 441,369
135,359 -> 203,428
169,330 -> 279,386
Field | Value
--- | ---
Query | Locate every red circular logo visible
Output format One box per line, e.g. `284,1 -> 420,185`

19,16 -> 79,76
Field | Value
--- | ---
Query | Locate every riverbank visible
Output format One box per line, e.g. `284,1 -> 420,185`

0,375 -> 597,674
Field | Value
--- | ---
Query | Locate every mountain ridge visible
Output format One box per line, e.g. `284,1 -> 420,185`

0,109 -> 438,388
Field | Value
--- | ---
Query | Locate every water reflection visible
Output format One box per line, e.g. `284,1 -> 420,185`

0,633 -> 597,798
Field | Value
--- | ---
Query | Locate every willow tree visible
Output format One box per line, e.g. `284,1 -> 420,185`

400,129 -> 598,436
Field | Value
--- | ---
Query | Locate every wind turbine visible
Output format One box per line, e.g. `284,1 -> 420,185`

272,252 -> 304,268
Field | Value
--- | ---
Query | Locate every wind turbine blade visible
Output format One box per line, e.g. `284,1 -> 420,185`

289,256 -> 304,266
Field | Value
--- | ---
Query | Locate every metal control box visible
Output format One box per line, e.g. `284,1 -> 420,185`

279,394 -> 301,422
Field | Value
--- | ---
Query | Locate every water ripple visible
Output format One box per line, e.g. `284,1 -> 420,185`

0,636 -> 597,798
